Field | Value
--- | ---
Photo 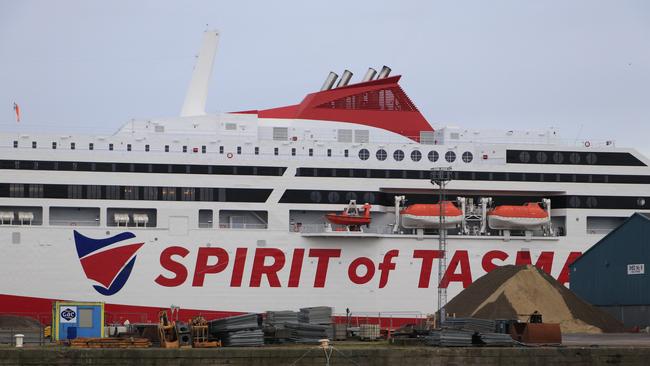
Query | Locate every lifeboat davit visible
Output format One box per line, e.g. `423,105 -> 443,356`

325,201 -> 372,226
400,202 -> 463,229
487,202 -> 550,230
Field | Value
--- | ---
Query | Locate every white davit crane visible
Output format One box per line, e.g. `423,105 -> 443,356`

180,30 -> 220,117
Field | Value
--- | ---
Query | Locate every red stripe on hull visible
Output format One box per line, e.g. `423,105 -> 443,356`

0,294 -> 424,329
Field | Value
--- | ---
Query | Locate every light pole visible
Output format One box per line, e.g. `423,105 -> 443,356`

431,167 -> 452,326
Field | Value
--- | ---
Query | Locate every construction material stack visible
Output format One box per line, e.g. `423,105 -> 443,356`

208,313 -> 264,346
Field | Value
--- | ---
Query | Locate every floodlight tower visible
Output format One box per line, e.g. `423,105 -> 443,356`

431,167 -> 452,326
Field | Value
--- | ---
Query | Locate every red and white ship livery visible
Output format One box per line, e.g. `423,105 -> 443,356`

1,31 -> 649,326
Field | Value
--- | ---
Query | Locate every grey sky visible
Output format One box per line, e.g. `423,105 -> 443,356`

1,1 -> 649,153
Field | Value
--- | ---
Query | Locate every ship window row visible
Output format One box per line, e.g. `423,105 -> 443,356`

358,148 -> 470,163
12,139 -> 477,164
507,149 -> 646,166
0,160 -> 286,177
295,167 -> 650,185
279,189 -> 650,210
0,183 -> 272,203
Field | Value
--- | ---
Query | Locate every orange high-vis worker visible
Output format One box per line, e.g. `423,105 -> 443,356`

13,102 -> 20,122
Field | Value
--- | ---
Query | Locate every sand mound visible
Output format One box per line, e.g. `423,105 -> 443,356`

444,265 -> 624,333
0,315 -> 43,329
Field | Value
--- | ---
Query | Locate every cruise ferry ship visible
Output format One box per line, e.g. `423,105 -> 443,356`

2,31 -> 649,325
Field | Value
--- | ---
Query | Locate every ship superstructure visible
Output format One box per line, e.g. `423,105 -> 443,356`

2,31 -> 649,325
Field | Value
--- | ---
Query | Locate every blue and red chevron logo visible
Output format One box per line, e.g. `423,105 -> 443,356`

73,231 -> 144,296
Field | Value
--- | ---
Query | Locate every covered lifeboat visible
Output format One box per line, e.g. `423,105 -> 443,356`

400,201 -> 463,229
487,202 -> 550,230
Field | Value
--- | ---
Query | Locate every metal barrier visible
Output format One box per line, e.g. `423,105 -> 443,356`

0,327 -> 46,346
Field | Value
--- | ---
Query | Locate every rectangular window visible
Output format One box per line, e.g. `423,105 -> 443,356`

145,144 -> 150,152
225,123 -> 237,130
127,144 -> 132,151
255,147 -> 259,155
78,308 -> 93,328
199,209 -> 213,228
199,188 -> 214,201
181,188 -> 195,201
162,187 -> 176,201
344,149 -> 349,157
13,140 -> 18,148
202,145 -> 206,154
354,130 -> 369,143
109,143 -> 114,151
10,184 -> 25,198
52,142 -> 57,149
32,141 -> 37,149
122,186 -> 138,200
338,129 -> 353,143
164,145 -> 169,152
143,186 -> 158,200
182,145 -> 187,153
309,148 -> 313,157
291,148 -> 296,156
237,146 -> 242,155
219,146 -> 224,154
327,149 -> 331,157
70,142 -> 76,150
67,185 -> 83,199
86,185 -> 101,199
105,185 -> 120,200
274,147 -> 279,156
28,184 -> 44,198
89,143 -> 94,150
272,127 -> 289,141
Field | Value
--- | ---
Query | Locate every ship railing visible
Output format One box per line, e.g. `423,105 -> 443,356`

218,223 -> 268,229
332,311 -> 428,332
49,220 -> 101,227
297,224 -> 394,234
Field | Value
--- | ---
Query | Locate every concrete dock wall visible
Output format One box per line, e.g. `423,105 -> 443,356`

1,346 -> 649,366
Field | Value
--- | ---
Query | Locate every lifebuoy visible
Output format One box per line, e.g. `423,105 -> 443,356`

227,152 -> 233,158
584,141 -> 591,148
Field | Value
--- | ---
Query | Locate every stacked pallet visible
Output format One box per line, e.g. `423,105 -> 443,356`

70,337 -> 151,348
479,332 -> 515,346
424,330 -> 474,347
208,313 -> 264,347
443,318 -> 496,333
284,322 -> 331,343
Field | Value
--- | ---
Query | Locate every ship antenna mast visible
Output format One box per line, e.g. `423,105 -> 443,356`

431,167 -> 452,327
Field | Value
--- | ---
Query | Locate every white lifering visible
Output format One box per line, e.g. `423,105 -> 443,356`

584,141 -> 591,148
227,152 -> 233,159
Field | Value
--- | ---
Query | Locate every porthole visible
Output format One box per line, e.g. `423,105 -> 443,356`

552,152 -> 564,164
462,151 -> 473,163
585,197 -> 597,208
569,196 -> 581,208
428,151 -> 439,162
363,192 -> 376,204
376,149 -> 387,161
358,149 -> 370,160
445,151 -> 456,163
345,192 -> 357,201
310,191 -> 322,203
519,151 -> 531,163
569,153 -> 581,164
637,198 -> 646,207
327,192 -> 340,203
586,153 -> 597,165
393,150 -> 404,161
411,150 -> 422,162
536,151 -> 548,163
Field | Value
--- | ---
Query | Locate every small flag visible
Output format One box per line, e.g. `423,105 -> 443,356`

13,102 -> 20,122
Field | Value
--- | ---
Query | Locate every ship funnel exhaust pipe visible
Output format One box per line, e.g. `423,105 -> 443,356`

377,65 -> 392,79
321,72 -> 339,91
362,68 -> 377,82
335,70 -> 353,88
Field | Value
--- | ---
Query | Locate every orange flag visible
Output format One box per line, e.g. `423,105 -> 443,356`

13,102 -> 20,122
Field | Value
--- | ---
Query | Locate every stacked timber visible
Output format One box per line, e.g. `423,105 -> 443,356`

69,337 -> 151,348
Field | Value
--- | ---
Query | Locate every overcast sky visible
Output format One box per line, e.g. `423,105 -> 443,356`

1,1 -> 649,153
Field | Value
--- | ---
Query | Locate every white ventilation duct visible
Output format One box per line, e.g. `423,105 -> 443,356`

377,65 -> 392,79
320,72 -> 339,91
335,70 -> 353,88
362,68 -> 377,82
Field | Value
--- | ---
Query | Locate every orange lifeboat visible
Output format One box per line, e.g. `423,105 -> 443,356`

487,202 -> 550,230
400,202 -> 463,229
325,201 -> 372,227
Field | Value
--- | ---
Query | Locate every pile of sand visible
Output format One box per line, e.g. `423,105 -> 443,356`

444,265 -> 624,333
0,315 -> 43,329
